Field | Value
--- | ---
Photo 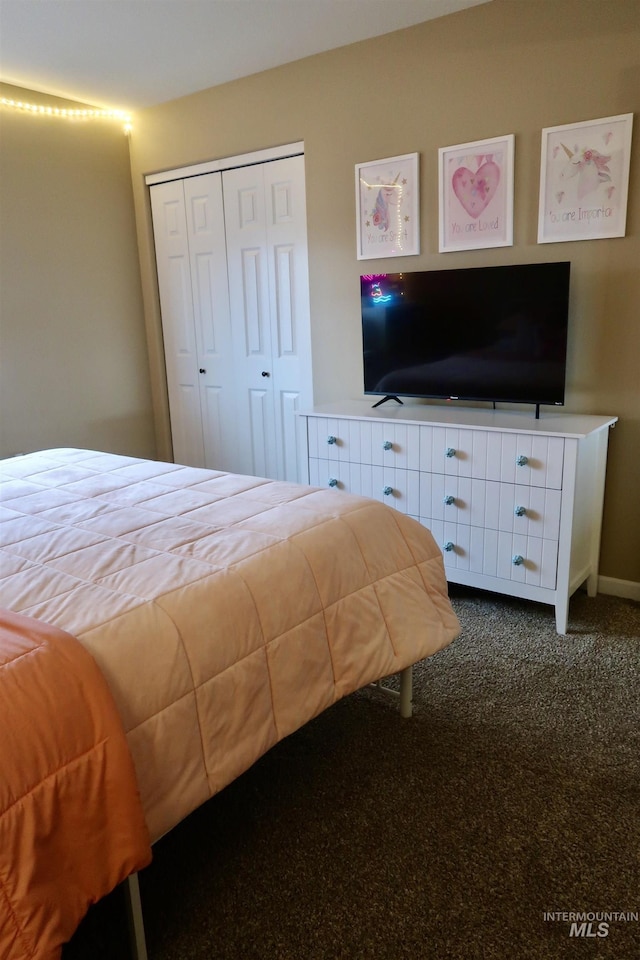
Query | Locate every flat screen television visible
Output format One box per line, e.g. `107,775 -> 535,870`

361,262 -> 571,413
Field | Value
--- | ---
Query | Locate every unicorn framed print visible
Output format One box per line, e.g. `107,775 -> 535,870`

438,134 -> 514,253
537,113 -> 633,243
355,153 -> 420,260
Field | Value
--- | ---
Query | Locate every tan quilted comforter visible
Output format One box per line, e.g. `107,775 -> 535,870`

0,449 -> 460,844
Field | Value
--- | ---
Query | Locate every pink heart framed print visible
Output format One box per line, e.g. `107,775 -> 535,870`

439,134 -> 514,253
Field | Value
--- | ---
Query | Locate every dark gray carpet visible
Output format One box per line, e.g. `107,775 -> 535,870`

63,587 -> 639,959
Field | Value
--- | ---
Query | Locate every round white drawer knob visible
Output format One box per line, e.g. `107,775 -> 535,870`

328,477 -> 338,487
516,455 -> 529,466
443,541 -> 455,552
512,554 -> 524,566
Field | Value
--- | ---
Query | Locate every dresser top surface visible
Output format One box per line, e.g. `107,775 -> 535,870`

301,401 -> 617,438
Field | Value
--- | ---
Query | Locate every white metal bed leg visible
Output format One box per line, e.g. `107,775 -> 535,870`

369,666 -> 414,716
124,873 -> 148,960
399,665 -> 413,718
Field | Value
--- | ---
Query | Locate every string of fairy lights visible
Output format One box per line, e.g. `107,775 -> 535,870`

0,96 -> 133,134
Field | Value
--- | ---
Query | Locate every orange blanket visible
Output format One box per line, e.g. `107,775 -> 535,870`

0,609 -> 151,960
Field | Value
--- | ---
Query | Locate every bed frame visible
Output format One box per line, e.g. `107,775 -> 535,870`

122,666 -> 413,959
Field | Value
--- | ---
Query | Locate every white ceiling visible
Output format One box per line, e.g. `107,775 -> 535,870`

0,0 -> 490,111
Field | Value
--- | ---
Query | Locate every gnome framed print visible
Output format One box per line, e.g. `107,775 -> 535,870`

355,153 -> 420,259
537,113 -> 633,243
438,134 -> 514,252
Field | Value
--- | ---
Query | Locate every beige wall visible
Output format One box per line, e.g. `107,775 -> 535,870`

0,84 -> 155,458
129,0 -> 640,585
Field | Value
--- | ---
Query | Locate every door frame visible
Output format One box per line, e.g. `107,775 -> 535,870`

145,142 -> 305,187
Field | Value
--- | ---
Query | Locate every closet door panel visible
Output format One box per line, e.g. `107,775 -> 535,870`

280,390 -> 303,483
183,175 -> 236,471
274,245 -> 294,353
249,387 -> 277,480
223,157 -> 310,481
150,180 -> 205,467
223,166 -> 275,477
264,158 -> 312,481
273,240 -> 299,454
223,172 -> 271,370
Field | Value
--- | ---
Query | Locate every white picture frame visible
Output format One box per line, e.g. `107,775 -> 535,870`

355,153 -> 420,260
537,113 -> 633,243
438,134 -> 514,253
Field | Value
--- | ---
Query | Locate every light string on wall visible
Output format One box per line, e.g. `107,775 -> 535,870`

0,96 -> 133,134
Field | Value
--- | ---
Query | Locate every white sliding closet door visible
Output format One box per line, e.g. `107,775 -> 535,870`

150,150 -> 312,481
223,155 -> 312,482
150,174 -> 236,470
150,179 -> 204,467
183,175 -> 236,471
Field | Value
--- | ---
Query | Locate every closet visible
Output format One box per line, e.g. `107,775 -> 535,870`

149,148 -> 312,482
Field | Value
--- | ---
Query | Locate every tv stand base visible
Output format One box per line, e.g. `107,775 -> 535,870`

372,395 -> 403,409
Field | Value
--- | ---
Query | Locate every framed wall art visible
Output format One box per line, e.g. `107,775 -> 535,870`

438,134 -> 514,253
537,113 -> 633,243
355,153 -> 420,260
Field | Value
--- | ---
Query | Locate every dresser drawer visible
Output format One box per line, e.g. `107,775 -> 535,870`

309,458 -> 420,515
498,485 -> 562,539
418,426 -> 484,478
307,417 -> 420,469
419,475 -> 562,539
419,426 -> 565,489
426,519 -> 559,588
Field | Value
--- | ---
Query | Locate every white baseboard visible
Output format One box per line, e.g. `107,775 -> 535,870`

598,576 -> 640,602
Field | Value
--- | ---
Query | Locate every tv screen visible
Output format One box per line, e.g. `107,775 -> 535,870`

361,262 -> 571,408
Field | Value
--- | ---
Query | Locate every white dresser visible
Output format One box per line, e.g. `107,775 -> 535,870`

299,402 -> 617,634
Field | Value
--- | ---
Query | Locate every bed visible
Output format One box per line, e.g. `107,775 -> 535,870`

0,448 -> 460,959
